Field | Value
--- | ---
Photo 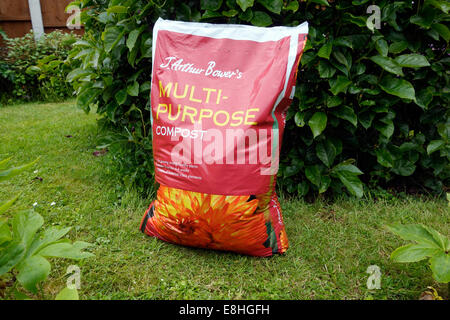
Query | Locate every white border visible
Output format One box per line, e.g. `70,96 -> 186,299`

153,17 -> 308,43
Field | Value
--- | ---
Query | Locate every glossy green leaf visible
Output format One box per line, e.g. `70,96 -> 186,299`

344,13 -> 367,27
72,241 -> 95,251
115,89 -> 128,105
16,255 -> 51,293
375,120 -> 394,139
379,75 -> 415,100
358,112 -> 375,129
285,1 -> 299,12
305,165 -> 321,187
0,158 -> 11,170
38,242 -> 94,260
333,169 -> 363,197
0,158 -> 38,182
430,252 -> 450,283
333,51 -> 352,70
415,87 -> 433,109
427,0 -> 449,14
329,76 -> 352,95
316,140 -> 336,168
427,140 -> 445,155
318,175 -> 331,193
284,164 -> 301,178
127,82 -> 139,97
236,0 -> 254,11
370,55 -> 404,76
0,218 -> 11,245
318,60 -> 336,78
27,226 -> 72,257
297,181 -> 309,196
177,3 -> 192,20
126,29 -> 141,52
201,0 -> 223,11
55,287 -> 79,300
201,10 -> 223,19
12,210 -> 44,248
333,36 -> 353,49
389,41 -> 408,54
77,88 -> 99,110
395,54 -> 430,68
424,225 -> 450,251
332,163 -> 363,175
387,224 -> 443,249
392,159 -> 416,177
375,39 -> 388,57
0,241 -> 26,276
0,194 -> 20,215
432,23 -> 450,42
140,82 -> 151,93
308,0 -> 329,6
106,6 -> 128,14
410,6 -> 436,29
257,0 -> 282,14
318,41 -> 333,60
332,106 -> 357,127
308,112 -> 327,138
329,137 -> 343,156
438,123 -> 450,140
239,8 -> 254,21
327,96 -> 342,108
102,27 -> 125,53
250,11 -> 272,26
222,9 -> 238,17
391,244 -> 441,263
26,66 -> 41,75
375,148 -> 394,168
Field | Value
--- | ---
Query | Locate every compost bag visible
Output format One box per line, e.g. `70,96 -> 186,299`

140,18 -> 308,256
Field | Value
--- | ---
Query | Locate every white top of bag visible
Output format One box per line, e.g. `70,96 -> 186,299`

153,17 -> 309,43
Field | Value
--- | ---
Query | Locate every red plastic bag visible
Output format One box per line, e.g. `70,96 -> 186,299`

141,18 -> 308,256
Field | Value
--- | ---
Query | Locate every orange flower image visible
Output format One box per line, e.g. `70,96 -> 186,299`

279,229 -> 289,253
142,186 -> 275,256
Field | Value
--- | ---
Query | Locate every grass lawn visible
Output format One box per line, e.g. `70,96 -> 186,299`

0,101 -> 448,300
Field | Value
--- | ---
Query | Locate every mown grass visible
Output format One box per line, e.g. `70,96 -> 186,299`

0,101 -> 448,300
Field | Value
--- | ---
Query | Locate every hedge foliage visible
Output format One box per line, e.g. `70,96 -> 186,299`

68,0 -> 450,197
0,31 -> 78,104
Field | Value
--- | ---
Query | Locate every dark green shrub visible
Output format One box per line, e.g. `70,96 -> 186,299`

0,29 -> 12,104
68,0 -> 450,197
0,59 -> 12,105
1,31 -> 78,104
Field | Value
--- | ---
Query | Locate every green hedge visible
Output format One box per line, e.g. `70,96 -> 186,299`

68,0 -> 450,197
0,31 -> 77,104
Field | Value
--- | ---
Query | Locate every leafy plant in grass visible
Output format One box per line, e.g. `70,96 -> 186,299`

387,223 -> 450,295
0,158 -> 94,299
68,0 -> 449,198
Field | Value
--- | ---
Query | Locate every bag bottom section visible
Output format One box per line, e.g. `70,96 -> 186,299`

140,186 -> 288,257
